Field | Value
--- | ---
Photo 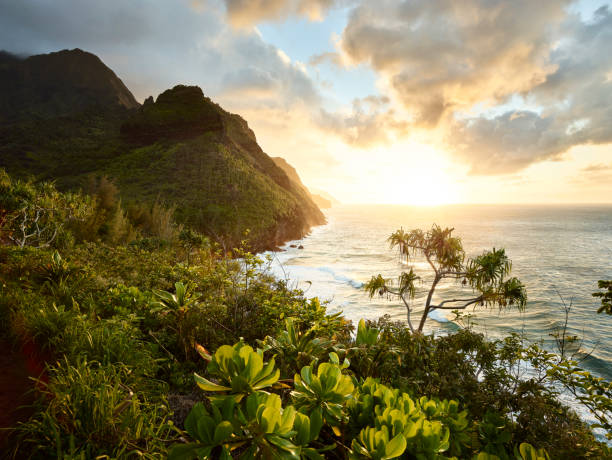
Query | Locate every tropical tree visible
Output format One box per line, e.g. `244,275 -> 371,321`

365,224 -> 527,333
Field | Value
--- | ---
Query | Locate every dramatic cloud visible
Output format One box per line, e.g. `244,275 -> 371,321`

0,0 -> 320,109
339,0 -> 568,126
222,0 -> 336,27
336,0 -> 612,174
1,0 -> 611,185
447,6 -> 612,174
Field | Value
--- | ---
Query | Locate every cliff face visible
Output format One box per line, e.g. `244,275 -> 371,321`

271,157 -> 333,209
0,49 -> 324,250
115,85 -> 326,249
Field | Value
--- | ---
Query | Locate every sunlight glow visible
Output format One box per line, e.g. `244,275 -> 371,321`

328,141 -> 462,205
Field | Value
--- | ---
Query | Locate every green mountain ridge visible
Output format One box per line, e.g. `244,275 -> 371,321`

0,48 -> 138,121
0,49 -> 325,249
271,156 -> 334,209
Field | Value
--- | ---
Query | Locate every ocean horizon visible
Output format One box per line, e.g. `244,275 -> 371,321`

269,203 -> 612,381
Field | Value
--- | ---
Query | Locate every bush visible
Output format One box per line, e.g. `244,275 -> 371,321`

171,339 -> 557,460
0,202 -> 608,458
13,358 -> 176,459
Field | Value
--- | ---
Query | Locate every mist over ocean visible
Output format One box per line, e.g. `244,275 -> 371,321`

270,204 -> 612,381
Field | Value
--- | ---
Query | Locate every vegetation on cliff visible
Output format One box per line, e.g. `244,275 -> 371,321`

0,49 -> 324,250
271,157 -> 333,209
0,172 -> 609,459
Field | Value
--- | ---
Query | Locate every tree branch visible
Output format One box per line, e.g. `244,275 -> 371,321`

438,270 -> 468,278
398,293 -> 415,333
431,297 -> 483,310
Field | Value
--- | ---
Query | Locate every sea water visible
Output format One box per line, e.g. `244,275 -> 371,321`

268,204 -> 612,381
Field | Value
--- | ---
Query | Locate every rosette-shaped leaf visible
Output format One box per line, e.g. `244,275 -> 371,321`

195,341 -> 280,402
239,392 -> 301,459
168,398 -> 239,460
349,426 -> 407,459
291,360 -> 355,431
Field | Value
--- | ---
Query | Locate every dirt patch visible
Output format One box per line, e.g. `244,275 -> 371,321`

0,340 -> 47,451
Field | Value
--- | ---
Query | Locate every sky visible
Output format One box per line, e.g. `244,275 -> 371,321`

1,0 -> 611,205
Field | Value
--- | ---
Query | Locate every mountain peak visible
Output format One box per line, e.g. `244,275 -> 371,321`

155,84 -> 205,105
120,84 -> 224,143
0,48 -> 139,120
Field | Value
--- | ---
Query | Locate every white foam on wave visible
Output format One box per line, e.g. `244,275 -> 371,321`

428,309 -> 450,323
316,266 -> 363,289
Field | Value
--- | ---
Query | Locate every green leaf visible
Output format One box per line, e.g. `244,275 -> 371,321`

384,434 -> 407,459
184,403 -> 207,439
293,412 -> 311,445
213,421 -> 234,444
168,443 -> 208,460
267,435 -> 300,457
194,373 -> 231,392
309,409 -> 323,441
195,416 -> 216,444
260,406 -> 281,433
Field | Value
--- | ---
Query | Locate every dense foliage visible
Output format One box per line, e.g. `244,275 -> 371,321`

0,172 -> 610,459
0,50 -> 324,250
594,280 -> 612,315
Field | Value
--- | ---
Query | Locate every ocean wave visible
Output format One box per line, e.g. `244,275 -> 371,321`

581,353 -> 612,380
428,309 -> 450,323
317,266 -> 364,289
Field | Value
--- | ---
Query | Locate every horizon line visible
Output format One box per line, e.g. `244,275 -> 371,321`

331,202 -> 612,207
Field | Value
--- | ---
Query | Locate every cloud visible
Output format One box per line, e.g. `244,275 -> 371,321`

572,162 -> 612,184
222,0 -> 336,28
308,51 -> 343,67
0,0 -> 321,112
318,95 -> 409,147
446,6 -> 612,174
2,0 -> 612,180
339,0 -> 568,126
335,0 -> 612,174
446,111 -> 569,174
220,57 -> 319,108
581,162 -> 612,173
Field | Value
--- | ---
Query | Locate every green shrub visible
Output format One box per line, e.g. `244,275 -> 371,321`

194,341 -> 279,402
13,358 -> 175,459
23,303 -> 81,351
259,318 -> 332,379
291,355 -> 354,431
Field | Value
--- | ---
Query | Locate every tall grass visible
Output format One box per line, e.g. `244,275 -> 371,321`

13,358 -> 176,459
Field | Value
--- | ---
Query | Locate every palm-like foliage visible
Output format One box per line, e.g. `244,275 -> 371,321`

152,282 -> 200,359
259,318 -> 332,378
365,270 -> 419,331
367,224 -> 527,332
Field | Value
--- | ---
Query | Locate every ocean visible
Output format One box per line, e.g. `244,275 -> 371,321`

268,204 -> 612,382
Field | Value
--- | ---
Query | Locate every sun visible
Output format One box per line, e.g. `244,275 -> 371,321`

364,141 -> 462,205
